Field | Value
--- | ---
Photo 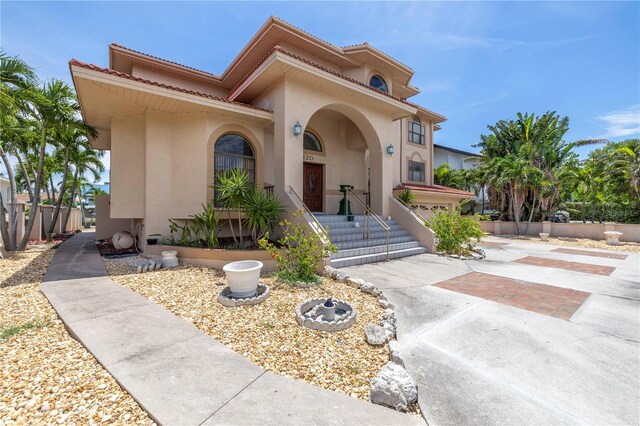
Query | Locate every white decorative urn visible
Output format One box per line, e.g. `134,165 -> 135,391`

161,250 -> 179,268
604,231 -> 623,246
539,232 -> 549,241
223,260 -> 263,298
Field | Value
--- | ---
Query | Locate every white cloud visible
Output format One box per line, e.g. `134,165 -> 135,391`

597,104 -> 640,138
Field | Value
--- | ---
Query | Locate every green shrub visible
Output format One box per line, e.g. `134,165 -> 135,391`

243,188 -> 285,245
472,213 -> 492,221
164,203 -> 220,248
190,203 -> 221,248
259,210 -> 337,284
395,188 -> 415,207
427,211 -> 484,255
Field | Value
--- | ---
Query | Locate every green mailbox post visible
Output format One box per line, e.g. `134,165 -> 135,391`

338,184 -> 354,220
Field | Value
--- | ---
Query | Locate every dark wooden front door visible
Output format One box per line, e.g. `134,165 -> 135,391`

303,162 -> 323,212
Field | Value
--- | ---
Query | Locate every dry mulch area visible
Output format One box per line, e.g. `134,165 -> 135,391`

0,246 -> 152,425
490,235 -> 640,252
104,260 -> 389,401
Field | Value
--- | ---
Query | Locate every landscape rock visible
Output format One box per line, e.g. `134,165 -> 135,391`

323,266 -> 339,279
388,340 -> 404,366
378,298 -> 392,309
365,323 -> 390,345
361,282 -> 377,294
347,277 -> 366,289
370,362 -> 418,411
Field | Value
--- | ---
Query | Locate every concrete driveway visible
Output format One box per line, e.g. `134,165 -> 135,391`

344,238 -> 640,425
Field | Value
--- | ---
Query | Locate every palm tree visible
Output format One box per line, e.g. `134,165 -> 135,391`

611,139 -> 640,200
63,143 -> 104,232
0,52 -> 37,250
18,79 -> 87,249
215,169 -> 251,246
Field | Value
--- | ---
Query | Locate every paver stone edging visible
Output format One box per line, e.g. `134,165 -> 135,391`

40,233 -> 423,426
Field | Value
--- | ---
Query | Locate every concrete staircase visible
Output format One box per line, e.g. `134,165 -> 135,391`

316,214 -> 427,268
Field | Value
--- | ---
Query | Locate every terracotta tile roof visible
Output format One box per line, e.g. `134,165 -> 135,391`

69,59 -> 272,113
110,43 -> 221,79
341,42 -> 414,72
394,183 -> 475,197
229,46 -> 419,109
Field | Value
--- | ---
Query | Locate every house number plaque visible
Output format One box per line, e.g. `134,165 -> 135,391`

303,154 -> 314,161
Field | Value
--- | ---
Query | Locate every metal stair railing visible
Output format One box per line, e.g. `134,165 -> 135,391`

288,185 -> 331,245
347,188 -> 390,261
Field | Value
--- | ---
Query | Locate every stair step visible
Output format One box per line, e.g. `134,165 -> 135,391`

331,246 -> 427,268
324,223 -> 402,233
330,230 -> 408,243
333,241 -> 421,259
335,236 -> 415,251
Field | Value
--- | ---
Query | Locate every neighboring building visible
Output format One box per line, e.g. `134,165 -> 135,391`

433,143 -> 488,213
71,16 -> 473,256
434,144 -> 480,170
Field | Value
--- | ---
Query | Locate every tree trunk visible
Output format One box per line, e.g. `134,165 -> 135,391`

19,128 -> 47,250
0,147 -> 19,250
63,169 -> 79,233
524,193 -> 537,234
15,153 -> 34,202
0,191 -> 10,251
49,150 -> 70,235
512,190 -> 521,235
227,210 -> 237,244
49,175 -> 56,204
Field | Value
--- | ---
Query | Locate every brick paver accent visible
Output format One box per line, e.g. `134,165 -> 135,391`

514,256 -> 615,276
551,248 -> 628,260
434,272 -> 590,320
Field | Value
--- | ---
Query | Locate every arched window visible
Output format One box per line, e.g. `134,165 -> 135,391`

408,116 -> 425,145
214,133 -> 255,204
303,131 -> 322,152
369,75 -> 388,93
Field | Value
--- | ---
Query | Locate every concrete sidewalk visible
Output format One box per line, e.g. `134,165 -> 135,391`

41,232 -> 422,426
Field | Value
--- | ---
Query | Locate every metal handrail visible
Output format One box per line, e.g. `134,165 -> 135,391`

288,185 -> 331,245
347,188 -> 390,261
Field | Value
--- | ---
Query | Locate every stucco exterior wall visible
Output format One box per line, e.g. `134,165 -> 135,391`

110,115 -> 146,218
131,64 -> 227,98
434,147 -> 479,170
95,194 -> 133,240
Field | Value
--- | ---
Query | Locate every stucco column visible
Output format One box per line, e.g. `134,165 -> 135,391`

145,111 -> 173,240
274,80 -> 304,203
28,205 -> 43,240
542,220 -> 551,234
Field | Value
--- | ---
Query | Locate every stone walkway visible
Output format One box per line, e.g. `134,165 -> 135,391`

41,232 -> 422,426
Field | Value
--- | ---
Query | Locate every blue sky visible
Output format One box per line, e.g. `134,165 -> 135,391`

2,1 -> 639,182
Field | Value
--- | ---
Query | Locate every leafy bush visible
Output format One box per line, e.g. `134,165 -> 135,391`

472,213 -> 492,221
395,188 -> 415,207
164,203 -> 221,248
259,210 -> 337,284
243,188 -> 285,244
190,203 -> 221,248
427,211 -> 484,255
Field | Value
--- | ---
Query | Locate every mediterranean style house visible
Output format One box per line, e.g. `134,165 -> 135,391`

71,16 -> 473,266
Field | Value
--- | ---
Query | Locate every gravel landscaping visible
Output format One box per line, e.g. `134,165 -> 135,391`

104,259 -> 390,402
0,246 -> 152,425
489,235 -> 640,252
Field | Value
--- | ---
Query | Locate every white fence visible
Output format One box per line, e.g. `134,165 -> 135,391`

480,220 -> 640,243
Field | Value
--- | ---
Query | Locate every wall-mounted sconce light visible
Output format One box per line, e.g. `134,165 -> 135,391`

293,121 -> 302,137
386,144 -> 395,156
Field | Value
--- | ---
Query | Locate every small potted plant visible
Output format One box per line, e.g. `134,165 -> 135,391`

146,234 -> 162,245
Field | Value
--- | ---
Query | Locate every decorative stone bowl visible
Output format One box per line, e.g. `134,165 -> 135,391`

160,250 -> 179,268
296,298 -> 356,332
223,260 -> 263,298
218,284 -> 270,307
539,232 -> 549,241
604,231 -> 623,246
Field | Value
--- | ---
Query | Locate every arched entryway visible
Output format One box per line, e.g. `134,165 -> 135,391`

301,105 -> 383,214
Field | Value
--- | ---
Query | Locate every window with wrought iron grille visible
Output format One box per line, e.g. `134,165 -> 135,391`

408,160 -> 425,182
408,117 -> 425,145
213,134 -> 255,205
